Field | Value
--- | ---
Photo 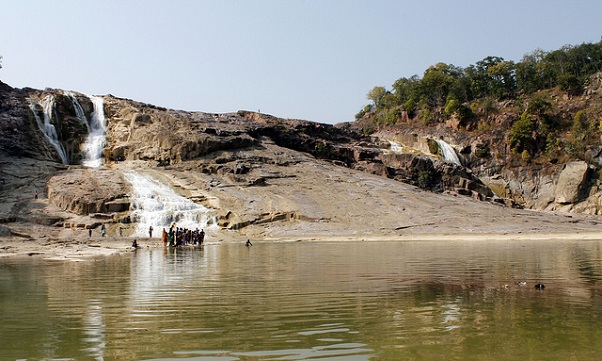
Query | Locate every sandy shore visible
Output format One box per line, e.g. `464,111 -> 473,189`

2,229 -> 602,262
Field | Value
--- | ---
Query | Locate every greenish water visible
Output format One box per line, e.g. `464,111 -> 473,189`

1,239 -> 602,360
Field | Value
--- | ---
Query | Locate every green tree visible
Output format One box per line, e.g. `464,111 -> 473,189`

516,49 -> 548,94
526,93 -> 552,119
558,74 -> 583,96
366,86 -> 387,110
486,60 -> 516,98
420,62 -> 462,106
392,75 -> 421,105
467,56 -> 516,99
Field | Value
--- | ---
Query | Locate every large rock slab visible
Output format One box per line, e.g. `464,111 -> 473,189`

555,161 -> 590,204
47,169 -> 129,215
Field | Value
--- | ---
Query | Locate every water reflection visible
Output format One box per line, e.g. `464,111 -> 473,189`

1,239 -> 602,360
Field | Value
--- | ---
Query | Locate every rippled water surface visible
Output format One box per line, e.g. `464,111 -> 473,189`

2,239 -> 602,360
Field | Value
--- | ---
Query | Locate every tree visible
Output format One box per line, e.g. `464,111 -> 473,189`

467,56 -> 516,99
420,62 -> 462,106
0,55 -> 3,69
392,75 -> 420,105
558,74 -> 584,96
366,86 -> 387,110
486,60 -> 516,98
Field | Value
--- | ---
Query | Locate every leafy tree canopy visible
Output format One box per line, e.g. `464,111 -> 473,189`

361,39 -> 602,122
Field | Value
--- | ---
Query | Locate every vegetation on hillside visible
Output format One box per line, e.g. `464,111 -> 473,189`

357,39 -> 602,164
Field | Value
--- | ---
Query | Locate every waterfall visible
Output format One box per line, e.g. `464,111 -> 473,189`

435,139 -> 461,166
28,96 -> 69,164
388,140 -> 403,153
66,92 -> 107,167
82,96 -> 107,168
124,171 -> 216,237
66,92 -> 90,131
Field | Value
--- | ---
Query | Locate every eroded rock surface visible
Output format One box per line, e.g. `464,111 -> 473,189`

1,81 -> 602,242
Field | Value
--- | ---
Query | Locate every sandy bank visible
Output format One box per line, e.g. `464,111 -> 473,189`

2,229 -> 602,262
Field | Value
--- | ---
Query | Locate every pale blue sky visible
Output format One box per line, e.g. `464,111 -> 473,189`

1,1 -> 601,124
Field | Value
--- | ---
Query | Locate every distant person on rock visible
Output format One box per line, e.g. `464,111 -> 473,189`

149,226 -> 153,238
132,239 -> 139,249
88,228 -> 92,238
100,225 -> 106,237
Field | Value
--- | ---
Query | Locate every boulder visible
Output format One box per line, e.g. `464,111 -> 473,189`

533,176 -> 556,209
555,161 -> 590,204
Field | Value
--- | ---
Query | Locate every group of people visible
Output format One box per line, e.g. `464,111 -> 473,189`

161,225 -> 205,247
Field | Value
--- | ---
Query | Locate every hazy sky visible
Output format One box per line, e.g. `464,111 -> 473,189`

1,1 -> 601,124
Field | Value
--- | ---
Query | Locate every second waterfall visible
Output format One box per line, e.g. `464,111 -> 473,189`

124,171 -> 217,237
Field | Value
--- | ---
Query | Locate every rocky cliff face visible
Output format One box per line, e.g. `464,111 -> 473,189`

1,80 -> 600,241
356,72 -> 602,215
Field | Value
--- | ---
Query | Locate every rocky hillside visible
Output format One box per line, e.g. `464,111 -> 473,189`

1,80 -> 600,241
352,71 -> 602,216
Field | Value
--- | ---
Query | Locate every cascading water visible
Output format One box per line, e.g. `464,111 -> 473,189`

66,92 -> 107,167
124,171 -> 217,237
388,140 -> 404,153
28,95 -> 69,164
436,139 -> 462,166
82,96 -> 107,168
66,92 -> 90,131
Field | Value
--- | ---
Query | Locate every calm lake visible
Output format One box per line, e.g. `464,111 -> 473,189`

1,239 -> 602,360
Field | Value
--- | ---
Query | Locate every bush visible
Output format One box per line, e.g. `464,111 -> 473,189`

509,112 -> 536,153
416,169 -> 435,189
475,146 -> 489,158
444,99 -> 459,117
573,110 -> 587,135
427,138 -> 440,154
355,104 -> 373,120
421,107 -> 434,126
521,149 -> 532,163
384,108 -> 400,125
355,109 -> 366,120
544,132 -> 560,156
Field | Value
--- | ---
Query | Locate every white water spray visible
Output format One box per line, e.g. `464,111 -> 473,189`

82,96 -> 107,168
388,140 -> 404,153
124,171 -> 216,237
435,139 -> 461,166
28,95 -> 69,164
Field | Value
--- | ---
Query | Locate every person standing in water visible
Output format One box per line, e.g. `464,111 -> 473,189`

162,228 -> 168,246
149,226 -> 153,238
